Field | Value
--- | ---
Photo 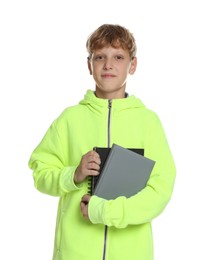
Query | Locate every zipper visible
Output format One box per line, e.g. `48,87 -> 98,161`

102,226 -> 108,260
102,99 -> 112,260
107,99 -> 112,147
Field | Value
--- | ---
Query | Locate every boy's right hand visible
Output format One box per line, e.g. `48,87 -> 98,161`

74,151 -> 101,184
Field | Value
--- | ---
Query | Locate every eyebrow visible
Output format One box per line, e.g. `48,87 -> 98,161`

94,49 -> 127,55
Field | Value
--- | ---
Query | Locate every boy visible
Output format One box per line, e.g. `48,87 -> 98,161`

28,24 -> 176,260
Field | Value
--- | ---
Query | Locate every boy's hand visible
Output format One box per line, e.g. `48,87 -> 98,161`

80,194 -> 91,220
74,150 -> 101,184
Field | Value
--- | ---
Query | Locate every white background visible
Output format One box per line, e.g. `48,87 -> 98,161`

0,0 -> 217,259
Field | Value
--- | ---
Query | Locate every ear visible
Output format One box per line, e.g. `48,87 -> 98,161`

87,58 -> 93,75
129,57 -> 137,75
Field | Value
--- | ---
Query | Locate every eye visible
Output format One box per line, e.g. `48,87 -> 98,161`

115,55 -> 124,60
94,55 -> 105,61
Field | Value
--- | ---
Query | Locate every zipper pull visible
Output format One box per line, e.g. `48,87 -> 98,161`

108,99 -> 112,108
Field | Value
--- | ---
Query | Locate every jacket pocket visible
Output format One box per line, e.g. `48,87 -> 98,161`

55,197 -> 66,253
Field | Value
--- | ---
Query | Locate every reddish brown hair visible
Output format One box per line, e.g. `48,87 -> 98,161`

86,24 -> 137,59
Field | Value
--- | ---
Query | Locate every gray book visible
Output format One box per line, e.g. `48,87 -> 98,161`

93,144 -> 155,200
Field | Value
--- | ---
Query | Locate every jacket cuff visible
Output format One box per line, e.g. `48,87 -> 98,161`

60,166 -> 82,193
88,196 -> 107,224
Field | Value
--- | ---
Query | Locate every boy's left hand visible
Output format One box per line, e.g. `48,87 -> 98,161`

80,194 -> 91,220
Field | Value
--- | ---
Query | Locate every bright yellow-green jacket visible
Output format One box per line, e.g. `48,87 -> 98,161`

28,90 -> 176,260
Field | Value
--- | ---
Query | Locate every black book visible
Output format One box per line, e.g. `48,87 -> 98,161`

88,144 -> 155,200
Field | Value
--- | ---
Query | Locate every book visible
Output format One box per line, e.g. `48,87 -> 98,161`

89,146 -> 144,194
88,144 -> 155,200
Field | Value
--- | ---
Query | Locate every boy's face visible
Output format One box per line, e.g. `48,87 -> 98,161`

88,46 -> 137,99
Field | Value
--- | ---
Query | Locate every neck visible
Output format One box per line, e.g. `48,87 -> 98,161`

95,89 -> 127,99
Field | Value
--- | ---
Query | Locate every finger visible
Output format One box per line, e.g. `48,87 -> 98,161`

79,165 -> 99,178
82,194 -> 91,202
87,161 -> 100,171
87,169 -> 100,176
80,201 -> 87,209
86,151 -> 101,165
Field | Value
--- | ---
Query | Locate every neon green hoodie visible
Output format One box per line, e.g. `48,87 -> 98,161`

28,90 -> 176,260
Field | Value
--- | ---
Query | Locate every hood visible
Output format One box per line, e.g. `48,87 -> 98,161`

79,90 -> 145,114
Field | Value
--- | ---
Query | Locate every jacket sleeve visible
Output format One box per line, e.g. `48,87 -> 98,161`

28,120 -> 82,197
88,113 -> 176,228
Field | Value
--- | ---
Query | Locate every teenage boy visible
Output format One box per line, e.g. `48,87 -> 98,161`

29,24 -> 176,260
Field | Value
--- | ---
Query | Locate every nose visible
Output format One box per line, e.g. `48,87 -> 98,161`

103,58 -> 113,70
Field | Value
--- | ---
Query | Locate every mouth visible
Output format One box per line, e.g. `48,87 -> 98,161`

101,74 -> 116,78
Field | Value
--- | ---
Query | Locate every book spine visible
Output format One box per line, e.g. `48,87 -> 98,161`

87,176 -> 93,195
87,147 -> 98,195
